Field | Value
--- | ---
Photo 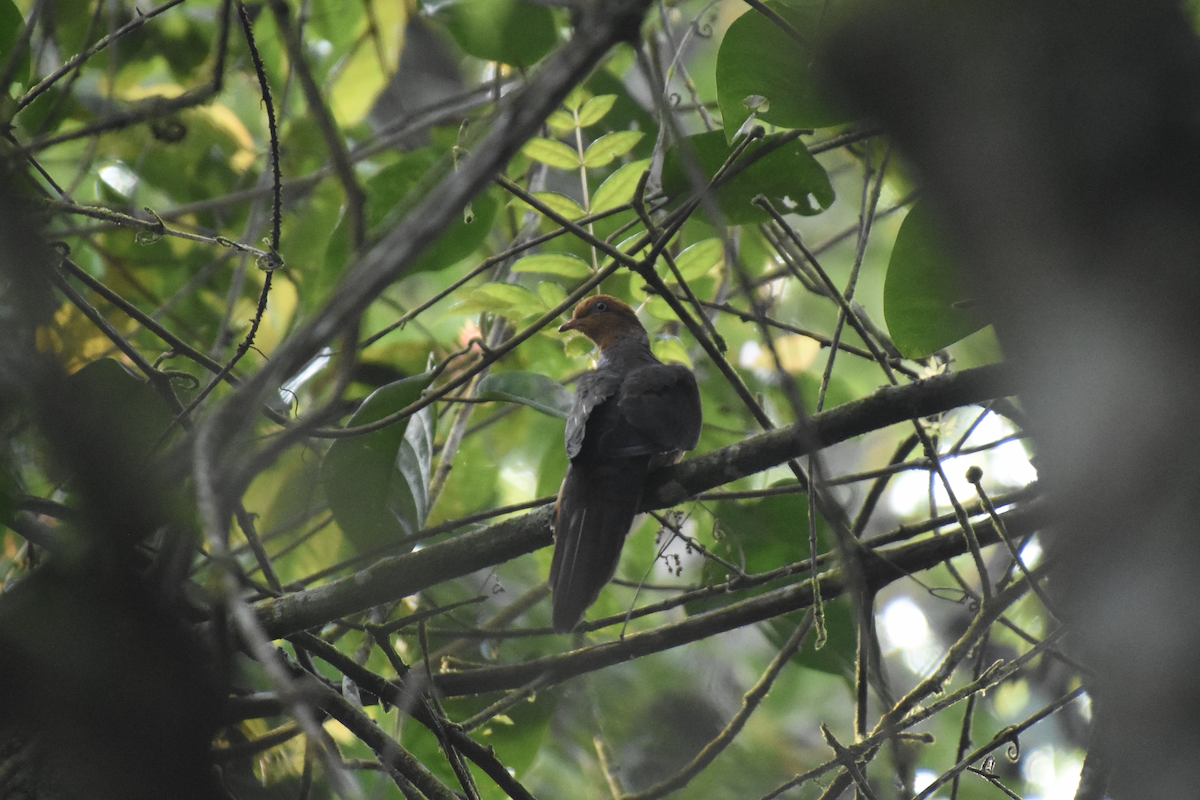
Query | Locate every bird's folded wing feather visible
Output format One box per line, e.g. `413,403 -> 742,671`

565,370 -> 623,459
608,363 -> 703,455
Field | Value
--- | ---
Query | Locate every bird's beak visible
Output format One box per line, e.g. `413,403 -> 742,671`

558,319 -> 578,333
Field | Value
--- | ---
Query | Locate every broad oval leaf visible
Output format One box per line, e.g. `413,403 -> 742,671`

884,201 -> 989,358
0,0 -> 30,87
582,130 -> 645,169
521,137 -> 581,170
715,0 -> 852,142
451,283 -> 547,318
476,371 -> 575,419
324,151 -> 499,289
591,158 -> 651,214
511,252 -> 592,279
320,372 -> 436,552
661,130 -> 835,224
673,239 -> 724,281
536,281 -> 568,309
438,0 -> 557,68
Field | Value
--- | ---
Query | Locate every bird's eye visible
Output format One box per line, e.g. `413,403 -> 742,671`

594,301 -> 608,312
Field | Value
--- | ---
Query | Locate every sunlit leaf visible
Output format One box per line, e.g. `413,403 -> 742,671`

511,253 -> 592,279
546,110 -> 577,135
591,158 -> 651,214
672,238 -> 724,280
452,283 -> 546,318
651,337 -> 693,368
562,85 -> 591,112
536,281 -> 568,310
527,191 -> 586,221
582,130 -> 644,169
521,137 -> 582,170
576,94 -> 618,128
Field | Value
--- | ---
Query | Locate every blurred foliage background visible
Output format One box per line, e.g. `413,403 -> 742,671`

0,0 -> 1133,797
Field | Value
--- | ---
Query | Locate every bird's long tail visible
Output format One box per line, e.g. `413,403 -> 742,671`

550,456 -> 649,633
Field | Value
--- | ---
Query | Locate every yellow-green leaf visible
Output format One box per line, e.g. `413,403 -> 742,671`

536,281 -> 568,309
451,283 -> 545,317
546,110 -> 576,135
582,130 -> 645,169
563,86 -> 591,112
652,336 -> 693,368
511,253 -> 592,278
576,94 -> 618,128
530,191 -> 586,220
521,137 -> 581,170
591,158 -> 651,214
673,239 -> 724,281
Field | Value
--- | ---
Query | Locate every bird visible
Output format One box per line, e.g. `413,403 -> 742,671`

550,295 -> 703,633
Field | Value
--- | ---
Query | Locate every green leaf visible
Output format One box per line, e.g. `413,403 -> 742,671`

591,158 -> 651,214
321,373 -> 436,552
884,201 -> 989,358
672,238 -> 724,281
576,94 -> 618,128
651,337 -> 693,368
536,280 -> 568,310
438,0 -> 557,68
715,0 -> 852,142
764,599 -> 857,678
324,152 -> 499,286
452,283 -> 546,318
392,402 -> 435,540
582,130 -> 645,169
661,130 -> 835,224
0,0 -> 30,88
510,252 -> 592,279
522,191 -> 586,221
546,110 -> 577,135
562,85 -> 591,112
693,486 -> 835,651
476,371 -> 575,419
521,137 -> 582,170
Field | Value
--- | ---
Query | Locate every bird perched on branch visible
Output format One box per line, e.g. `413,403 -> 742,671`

551,295 -> 703,633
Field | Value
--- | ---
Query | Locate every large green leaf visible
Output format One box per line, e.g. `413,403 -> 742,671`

0,0 -> 30,88
884,201 -> 989,358
476,371 -> 575,420
323,151 -> 499,287
715,0 -> 852,142
696,485 -> 854,676
320,372 -> 436,552
661,130 -> 834,224
438,0 -> 557,68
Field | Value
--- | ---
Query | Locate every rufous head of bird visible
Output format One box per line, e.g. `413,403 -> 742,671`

558,295 -> 647,351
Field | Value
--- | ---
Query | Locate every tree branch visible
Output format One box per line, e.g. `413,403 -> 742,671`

431,501 -> 1045,697
253,363 -> 1015,637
